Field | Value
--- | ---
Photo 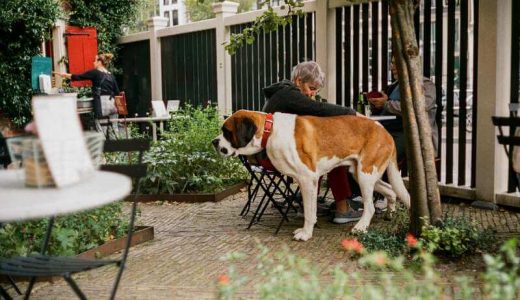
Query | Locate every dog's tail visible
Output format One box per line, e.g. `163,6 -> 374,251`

387,157 -> 410,208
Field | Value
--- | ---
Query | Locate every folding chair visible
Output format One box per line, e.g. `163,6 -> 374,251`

492,103 -> 520,192
0,139 -> 150,300
239,155 -> 300,234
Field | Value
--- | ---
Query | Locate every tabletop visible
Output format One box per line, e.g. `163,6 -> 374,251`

370,115 -> 397,121
0,170 -> 132,223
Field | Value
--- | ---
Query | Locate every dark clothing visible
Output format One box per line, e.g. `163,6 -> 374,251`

261,80 -> 356,202
262,80 -> 356,116
71,69 -> 119,97
71,69 -> 119,118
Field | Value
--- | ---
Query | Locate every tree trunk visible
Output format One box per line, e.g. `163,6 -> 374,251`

389,0 -> 442,235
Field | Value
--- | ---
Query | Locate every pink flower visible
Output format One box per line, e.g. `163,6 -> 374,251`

374,253 -> 387,266
218,274 -> 230,285
406,233 -> 418,248
341,239 -> 364,254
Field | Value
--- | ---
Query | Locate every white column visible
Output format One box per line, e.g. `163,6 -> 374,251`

147,17 -> 169,101
52,19 -> 67,87
213,1 -> 239,116
326,5 -> 337,103
474,0 -> 511,205
315,0 -> 331,101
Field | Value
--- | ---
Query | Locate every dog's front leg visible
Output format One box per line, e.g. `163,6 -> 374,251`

293,178 -> 318,241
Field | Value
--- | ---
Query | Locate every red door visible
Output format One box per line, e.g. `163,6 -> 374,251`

66,26 -> 98,87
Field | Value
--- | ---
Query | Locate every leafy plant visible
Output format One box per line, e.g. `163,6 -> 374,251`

420,215 -> 497,257
0,0 -> 61,127
67,0 -> 142,59
483,238 -> 520,300
225,0 -> 305,55
217,239 -> 519,300
0,203 -> 129,257
141,105 -> 247,194
355,206 -> 410,257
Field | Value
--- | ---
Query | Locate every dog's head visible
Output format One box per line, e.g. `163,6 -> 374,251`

212,110 -> 265,157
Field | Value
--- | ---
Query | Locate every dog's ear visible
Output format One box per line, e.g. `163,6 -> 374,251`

234,117 -> 257,148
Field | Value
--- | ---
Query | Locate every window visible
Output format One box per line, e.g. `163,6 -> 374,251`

164,11 -> 170,27
163,0 -> 169,5
172,10 -> 178,26
172,0 -> 177,3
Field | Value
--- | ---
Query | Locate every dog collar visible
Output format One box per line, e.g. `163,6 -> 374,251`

261,113 -> 273,148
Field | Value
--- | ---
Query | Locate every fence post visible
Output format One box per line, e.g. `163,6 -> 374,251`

473,0 -> 511,206
147,17 -> 168,102
315,0 -> 335,103
52,19 -> 67,87
213,1 -> 239,116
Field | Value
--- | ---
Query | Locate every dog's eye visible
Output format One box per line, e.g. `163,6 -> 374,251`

222,126 -> 233,142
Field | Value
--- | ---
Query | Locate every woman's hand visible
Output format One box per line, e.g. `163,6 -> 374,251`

52,71 -> 71,79
368,91 -> 388,109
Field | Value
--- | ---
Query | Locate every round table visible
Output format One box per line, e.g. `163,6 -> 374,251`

0,170 -> 132,223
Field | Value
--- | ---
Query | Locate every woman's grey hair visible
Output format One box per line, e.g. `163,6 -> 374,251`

291,61 -> 325,87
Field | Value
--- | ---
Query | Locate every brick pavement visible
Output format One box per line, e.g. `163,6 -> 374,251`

7,192 -> 520,299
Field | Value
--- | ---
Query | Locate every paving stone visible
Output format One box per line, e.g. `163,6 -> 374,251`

8,192 -> 520,299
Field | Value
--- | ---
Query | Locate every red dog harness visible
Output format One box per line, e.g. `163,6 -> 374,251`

261,113 -> 273,148
257,113 -> 276,171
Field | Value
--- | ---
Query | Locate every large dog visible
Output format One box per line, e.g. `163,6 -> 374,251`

212,110 -> 410,241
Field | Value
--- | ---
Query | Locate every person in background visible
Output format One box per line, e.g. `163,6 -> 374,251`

262,61 -> 364,224
368,56 -> 438,164
366,56 -> 438,213
54,53 -> 120,136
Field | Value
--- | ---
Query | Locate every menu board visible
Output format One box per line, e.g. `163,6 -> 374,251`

32,95 -> 94,187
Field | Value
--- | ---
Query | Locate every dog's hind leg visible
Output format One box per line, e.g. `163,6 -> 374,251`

375,179 -> 397,213
293,176 -> 319,241
352,169 -> 380,233
387,160 -> 410,209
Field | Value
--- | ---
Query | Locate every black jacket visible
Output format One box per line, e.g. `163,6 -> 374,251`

262,80 -> 356,116
71,69 -> 119,97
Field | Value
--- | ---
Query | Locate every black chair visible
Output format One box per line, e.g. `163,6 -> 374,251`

239,155 -> 300,234
0,133 -> 11,169
492,108 -> 520,192
0,138 -> 150,300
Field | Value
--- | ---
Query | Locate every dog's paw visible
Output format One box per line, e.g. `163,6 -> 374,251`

293,228 -> 312,241
351,222 -> 368,233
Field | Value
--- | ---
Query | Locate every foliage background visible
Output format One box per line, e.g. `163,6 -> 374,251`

0,0 -> 141,128
185,0 -> 255,22
141,106 -> 248,194
0,0 -> 61,127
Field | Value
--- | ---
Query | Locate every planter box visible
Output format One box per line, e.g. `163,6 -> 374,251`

0,226 -> 154,283
131,182 -> 247,203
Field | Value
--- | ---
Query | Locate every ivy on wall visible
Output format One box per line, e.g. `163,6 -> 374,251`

0,0 -> 61,127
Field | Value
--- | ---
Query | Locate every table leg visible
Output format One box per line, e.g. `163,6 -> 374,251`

25,217 -> 55,298
152,123 -> 157,142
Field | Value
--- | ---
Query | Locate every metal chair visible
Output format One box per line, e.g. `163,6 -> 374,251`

492,105 -> 520,192
239,155 -> 300,234
0,138 -> 150,300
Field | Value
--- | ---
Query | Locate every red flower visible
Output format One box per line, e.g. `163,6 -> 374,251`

341,239 -> 364,254
218,274 -> 230,285
374,253 -> 387,266
406,233 -> 418,248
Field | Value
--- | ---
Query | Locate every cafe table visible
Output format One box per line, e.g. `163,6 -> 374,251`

0,169 -> 131,299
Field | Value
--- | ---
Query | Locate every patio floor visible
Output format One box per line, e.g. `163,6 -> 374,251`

8,191 -> 520,299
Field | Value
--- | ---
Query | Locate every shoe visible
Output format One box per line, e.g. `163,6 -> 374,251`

332,208 -> 363,224
347,196 -> 364,211
375,198 -> 388,214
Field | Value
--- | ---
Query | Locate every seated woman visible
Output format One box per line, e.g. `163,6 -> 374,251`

261,61 -> 363,224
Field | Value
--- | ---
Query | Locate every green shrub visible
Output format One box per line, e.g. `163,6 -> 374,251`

0,0 -> 61,127
483,238 -> 520,300
141,105 -> 248,194
356,206 -> 410,257
0,203 -> 128,257
217,239 -> 519,300
420,215 -> 496,257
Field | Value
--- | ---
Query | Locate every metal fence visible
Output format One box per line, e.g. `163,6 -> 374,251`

161,29 -> 217,108
334,0 -> 478,188
230,13 -> 315,111
117,40 -> 151,117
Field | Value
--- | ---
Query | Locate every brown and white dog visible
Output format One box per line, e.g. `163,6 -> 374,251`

212,110 -> 410,241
